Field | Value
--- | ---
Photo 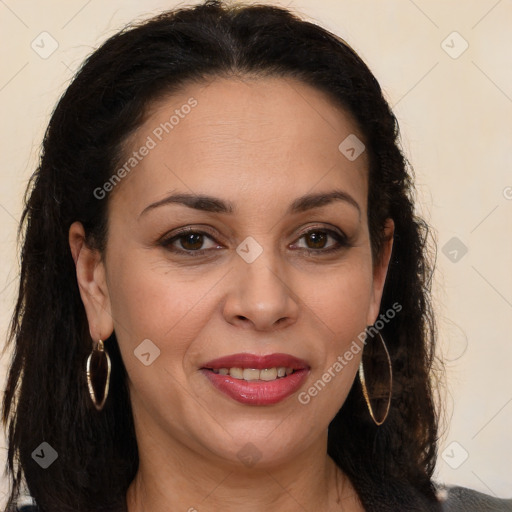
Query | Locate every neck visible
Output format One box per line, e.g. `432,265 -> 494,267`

125,426 -> 361,512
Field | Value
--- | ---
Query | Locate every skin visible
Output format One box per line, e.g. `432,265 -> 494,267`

69,75 -> 394,512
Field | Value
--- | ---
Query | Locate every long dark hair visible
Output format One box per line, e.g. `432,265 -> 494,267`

2,1 -> 441,510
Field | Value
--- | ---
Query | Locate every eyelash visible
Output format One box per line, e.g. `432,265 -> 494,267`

158,227 -> 350,257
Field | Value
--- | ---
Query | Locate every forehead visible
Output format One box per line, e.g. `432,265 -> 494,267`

110,75 -> 369,216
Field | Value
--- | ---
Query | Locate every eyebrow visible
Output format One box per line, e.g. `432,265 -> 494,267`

138,189 -> 361,219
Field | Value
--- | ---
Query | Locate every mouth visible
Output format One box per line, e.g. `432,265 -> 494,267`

200,353 -> 310,406
206,366 -> 296,381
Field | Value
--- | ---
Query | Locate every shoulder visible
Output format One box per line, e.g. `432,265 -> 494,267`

437,484 -> 512,512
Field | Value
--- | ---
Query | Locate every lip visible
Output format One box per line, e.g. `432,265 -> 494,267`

200,353 -> 310,406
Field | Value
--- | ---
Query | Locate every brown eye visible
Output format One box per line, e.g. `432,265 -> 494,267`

291,228 -> 350,255
179,233 -> 205,250
159,229 -> 221,256
304,231 -> 328,249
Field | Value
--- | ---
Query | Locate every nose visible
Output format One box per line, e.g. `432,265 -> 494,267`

222,247 -> 300,331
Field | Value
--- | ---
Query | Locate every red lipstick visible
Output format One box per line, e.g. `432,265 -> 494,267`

200,353 -> 310,406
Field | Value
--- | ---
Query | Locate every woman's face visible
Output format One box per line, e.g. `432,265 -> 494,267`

74,76 -> 393,468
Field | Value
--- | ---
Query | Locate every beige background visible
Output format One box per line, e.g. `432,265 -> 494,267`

0,0 -> 511,503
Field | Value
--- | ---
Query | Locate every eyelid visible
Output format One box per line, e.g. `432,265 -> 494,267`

290,227 -> 349,253
158,227 -> 222,251
159,225 -> 219,242
295,222 -> 346,238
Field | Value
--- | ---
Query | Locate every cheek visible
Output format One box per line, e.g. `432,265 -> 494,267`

296,255 -> 372,410
105,251 -> 221,424
106,248 -> 221,369
294,266 -> 370,418
301,258 -> 373,340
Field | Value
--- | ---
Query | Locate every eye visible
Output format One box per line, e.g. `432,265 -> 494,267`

291,228 -> 349,254
158,226 -> 350,257
159,229 -> 222,256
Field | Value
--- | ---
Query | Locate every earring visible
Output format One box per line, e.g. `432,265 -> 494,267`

358,329 -> 392,426
86,339 -> 111,411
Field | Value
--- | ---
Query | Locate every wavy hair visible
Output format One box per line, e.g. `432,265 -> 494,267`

2,1 -> 441,510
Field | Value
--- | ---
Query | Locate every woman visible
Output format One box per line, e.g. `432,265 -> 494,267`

2,1 -> 510,511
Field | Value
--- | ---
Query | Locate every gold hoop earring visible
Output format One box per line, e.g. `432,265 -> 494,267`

358,329 -> 392,426
86,339 -> 111,411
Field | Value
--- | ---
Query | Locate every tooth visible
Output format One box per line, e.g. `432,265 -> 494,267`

230,367 -> 244,379
212,369 -> 219,374
221,366 -> 295,381
243,368 -> 260,381
260,368 -> 278,381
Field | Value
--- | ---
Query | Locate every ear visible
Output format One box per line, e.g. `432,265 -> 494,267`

366,218 -> 395,325
69,221 -> 114,342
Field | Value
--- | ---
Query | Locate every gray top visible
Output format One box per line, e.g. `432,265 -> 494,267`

438,485 -> 512,511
